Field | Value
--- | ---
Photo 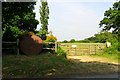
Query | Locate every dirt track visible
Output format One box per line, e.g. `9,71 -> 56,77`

65,55 -> 119,78
67,55 -> 119,65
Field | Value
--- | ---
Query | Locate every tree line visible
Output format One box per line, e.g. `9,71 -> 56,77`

62,31 -> 118,43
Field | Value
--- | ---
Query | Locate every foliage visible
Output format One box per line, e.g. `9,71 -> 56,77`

2,2 -> 39,41
84,31 -> 118,43
19,31 -> 35,41
62,32 -> 118,45
2,2 -> 39,31
2,26 -> 23,41
62,40 -> 68,43
62,39 -> 90,43
77,39 -> 90,43
56,47 -> 66,56
36,30 -> 42,37
21,31 -> 34,37
92,31 -> 119,55
99,1 -> 120,34
99,1 -> 120,52
19,13 -> 39,31
104,40 -> 120,55
46,34 -> 57,42
95,31 -> 118,43
39,0 -> 49,40
70,39 -> 75,43
91,40 -> 119,61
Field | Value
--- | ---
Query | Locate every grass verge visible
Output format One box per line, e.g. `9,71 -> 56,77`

2,52 -> 119,78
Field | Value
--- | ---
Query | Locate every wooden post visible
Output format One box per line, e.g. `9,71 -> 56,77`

89,44 -> 91,54
55,42 -> 57,52
95,45 -> 97,54
17,39 -> 19,55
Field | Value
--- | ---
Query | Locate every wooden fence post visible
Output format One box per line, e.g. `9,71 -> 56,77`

95,45 -> 97,54
89,44 -> 91,54
17,39 -> 19,55
55,42 -> 57,52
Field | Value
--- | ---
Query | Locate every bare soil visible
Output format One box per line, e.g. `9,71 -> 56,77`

67,55 -> 119,65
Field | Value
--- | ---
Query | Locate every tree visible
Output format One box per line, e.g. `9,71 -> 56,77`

63,40 -> 68,43
99,1 -> 120,51
46,31 -> 57,42
94,31 -> 118,43
70,39 -> 75,43
86,36 -> 96,42
83,31 -> 118,43
99,1 -> 120,34
2,26 -> 22,41
2,2 -> 39,41
39,0 -> 49,40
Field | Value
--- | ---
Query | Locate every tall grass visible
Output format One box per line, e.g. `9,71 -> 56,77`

2,53 -> 71,78
91,42 -> 120,62
56,47 -> 66,56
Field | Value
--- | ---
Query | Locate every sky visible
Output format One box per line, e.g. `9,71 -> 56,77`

33,0 -> 117,41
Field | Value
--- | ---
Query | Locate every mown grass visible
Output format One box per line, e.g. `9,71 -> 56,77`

2,51 -> 119,78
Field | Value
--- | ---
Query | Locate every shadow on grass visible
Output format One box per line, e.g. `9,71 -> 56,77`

51,61 -> 119,78
2,52 -> 119,78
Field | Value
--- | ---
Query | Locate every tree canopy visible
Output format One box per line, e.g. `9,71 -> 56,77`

99,1 -> 120,51
39,0 -> 49,40
99,1 -> 120,35
70,39 -> 76,43
92,31 -> 118,43
2,2 -> 39,41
